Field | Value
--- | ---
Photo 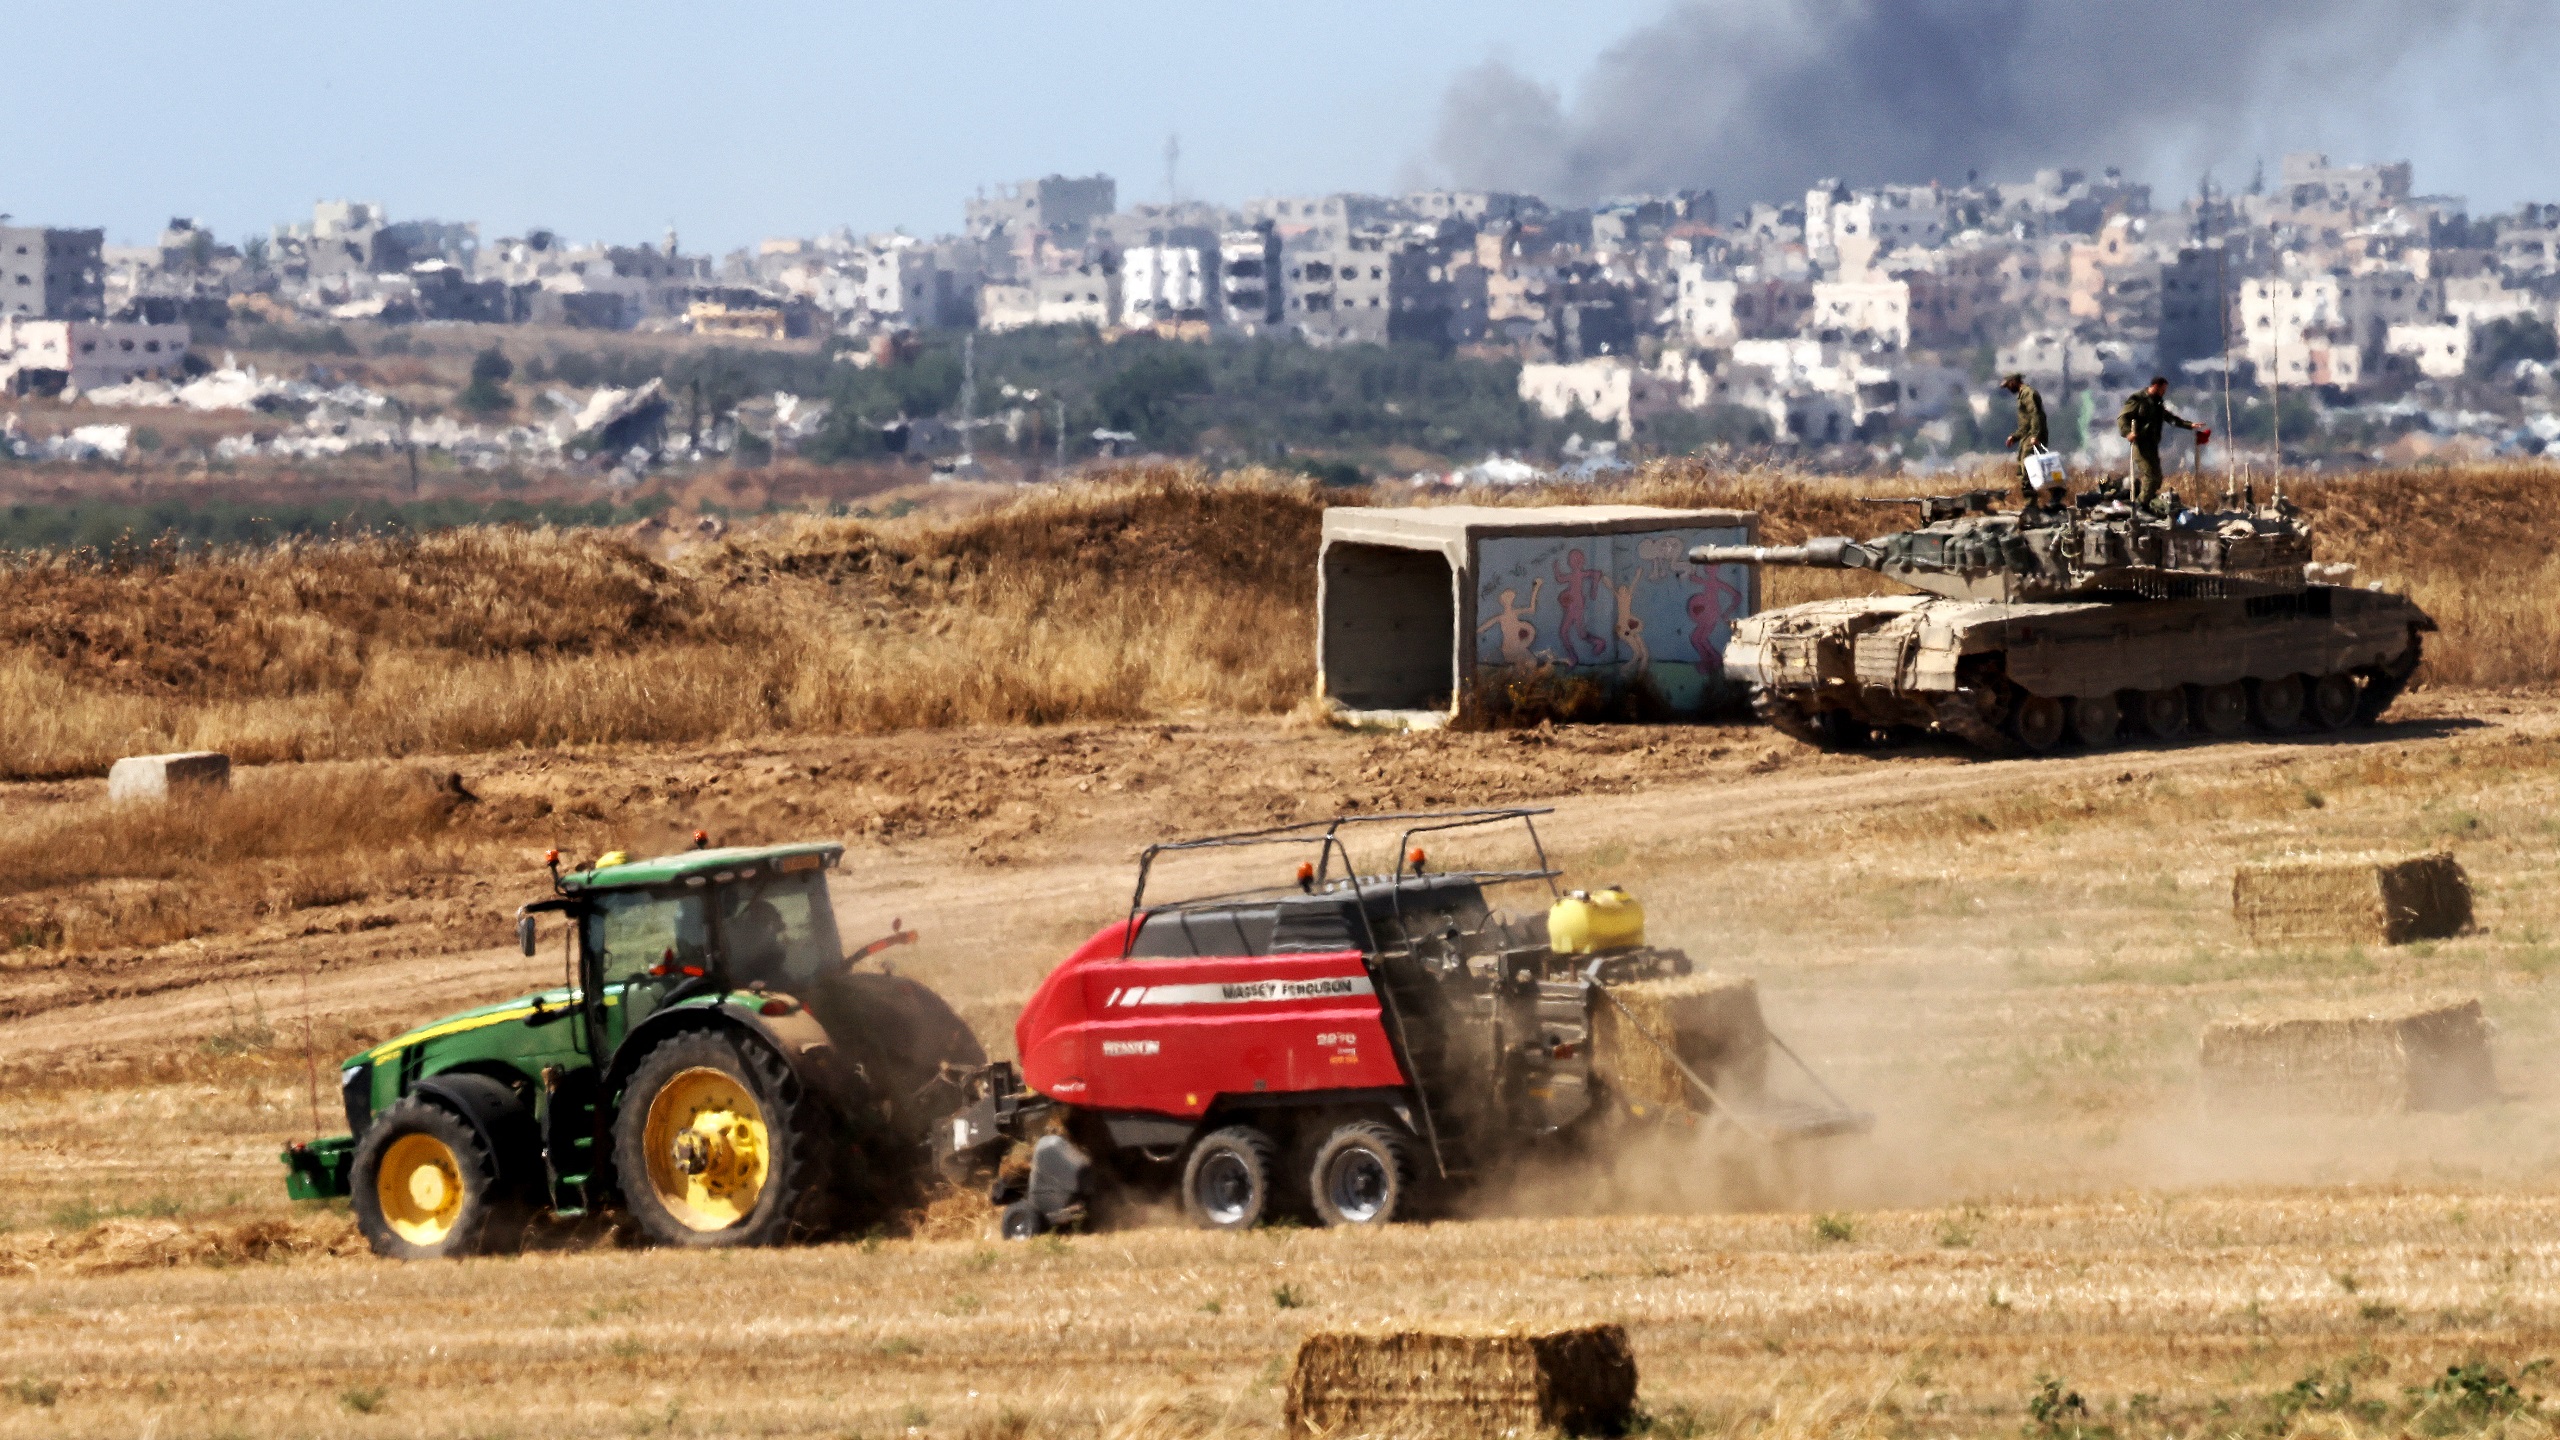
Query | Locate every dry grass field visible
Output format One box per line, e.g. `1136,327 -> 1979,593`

5,461 -> 2557,781
7,468 -> 2560,1437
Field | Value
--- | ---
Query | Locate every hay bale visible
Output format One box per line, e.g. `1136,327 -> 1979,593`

1284,1325 -> 1637,1437
2233,852 -> 2472,946
1592,972 -> 1771,1112
2200,997 -> 2498,1113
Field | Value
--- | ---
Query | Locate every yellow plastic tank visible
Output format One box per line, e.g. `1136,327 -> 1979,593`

1548,887 -> 1645,954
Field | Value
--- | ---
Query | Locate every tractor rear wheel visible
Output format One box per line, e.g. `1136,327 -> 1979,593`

1307,1121 -> 1420,1228
1180,1126 -> 1280,1231
614,1030 -> 836,1248
351,1097 -> 522,1260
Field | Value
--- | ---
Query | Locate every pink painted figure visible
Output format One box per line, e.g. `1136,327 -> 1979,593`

1551,548 -> 1610,664
1687,565 -> 1744,668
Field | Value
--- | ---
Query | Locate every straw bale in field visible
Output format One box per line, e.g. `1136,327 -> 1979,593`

1283,1324 -> 1636,1437
1592,972 -> 1771,1112
2200,997 -> 2498,1113
2232,852 -> 2472,946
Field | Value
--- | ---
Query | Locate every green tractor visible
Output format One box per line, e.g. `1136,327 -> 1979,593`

282,841 -> 986,1259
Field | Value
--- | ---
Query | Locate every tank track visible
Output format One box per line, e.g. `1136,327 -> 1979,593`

1749,688 -> 1828,746
1930,690 -> 2018,757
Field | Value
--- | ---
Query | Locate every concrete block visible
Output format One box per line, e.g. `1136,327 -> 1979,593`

107,750 -> 231,802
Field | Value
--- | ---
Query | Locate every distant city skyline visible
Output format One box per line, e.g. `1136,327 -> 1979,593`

10,1 -> 2559,252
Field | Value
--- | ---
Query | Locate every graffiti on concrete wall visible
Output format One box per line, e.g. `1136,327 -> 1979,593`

1472,527 -> 1753,712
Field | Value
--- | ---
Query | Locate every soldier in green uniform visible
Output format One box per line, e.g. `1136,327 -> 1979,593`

1999,373 -> 2049,505
2117,376 -> 2199,513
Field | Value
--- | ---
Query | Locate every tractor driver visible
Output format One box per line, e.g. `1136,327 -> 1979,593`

724,899 -> 794,988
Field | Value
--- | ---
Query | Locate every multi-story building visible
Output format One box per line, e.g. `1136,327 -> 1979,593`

964,175 -> 1117,242
0,317 -> 190,394
1218,227 -> 1282,332
1121,245 -> 1210,327
0,226 -> 105,320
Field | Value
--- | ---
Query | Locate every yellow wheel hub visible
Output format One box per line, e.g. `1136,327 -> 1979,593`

642,1066 -> 771,1231
377,1132 -> 466,1247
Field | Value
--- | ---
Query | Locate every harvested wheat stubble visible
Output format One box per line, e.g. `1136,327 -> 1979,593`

0,1215 -> 364,1277
2232,851 -> 2472,945
2200,997 -> 2499,1113
1591,973 -> 1770,1112
1284,1324 -> 1637,1437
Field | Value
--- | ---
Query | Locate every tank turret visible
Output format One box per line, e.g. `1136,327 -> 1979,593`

1692,489 -> 2433,757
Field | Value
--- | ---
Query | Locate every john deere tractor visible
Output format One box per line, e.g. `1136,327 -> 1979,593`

282,841 -> 985,1259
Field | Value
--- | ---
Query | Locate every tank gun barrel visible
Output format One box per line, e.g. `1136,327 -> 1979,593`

1689,537 -> 1872,570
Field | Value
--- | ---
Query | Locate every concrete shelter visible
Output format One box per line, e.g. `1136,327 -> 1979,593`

1318,504 -> 1758,726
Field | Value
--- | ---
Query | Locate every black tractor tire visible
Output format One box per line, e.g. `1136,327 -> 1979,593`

1180,1126 -> 1281,1232
351,1096 -> 526,1260
1307,1120 -> 1421,1229
613,1029 -> 837,1249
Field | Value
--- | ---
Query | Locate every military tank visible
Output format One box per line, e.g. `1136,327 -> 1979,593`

1689,486 -> 2434,755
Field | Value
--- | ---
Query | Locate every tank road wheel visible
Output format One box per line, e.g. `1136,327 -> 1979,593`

2249,675 -> 2307,733
1308,1121 -> 1420,1229
2307,673 -> 2359,731
1181,1126 -> 1280,1232
2067,694 -> 2122,748
615,1030 -> 836,1248
2005,693 -> 2067,753
2190,682 -> 2250,738
351,1097 -> 520,1260
2137,688 -> 2189,740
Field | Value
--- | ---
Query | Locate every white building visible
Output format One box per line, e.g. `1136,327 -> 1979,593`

0,317 -> 191,394
1808,278 -> 1912,349
2240,270 -> 2439,383
1517,357 -> 1679,441
1120,245 -> 1209,327
2386,321 -> 2473,379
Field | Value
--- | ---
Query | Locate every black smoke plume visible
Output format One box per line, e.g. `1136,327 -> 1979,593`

1430,0 -> 2536,205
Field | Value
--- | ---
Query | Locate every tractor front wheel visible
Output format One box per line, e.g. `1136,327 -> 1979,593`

614,1030 -> 836,1248
1308,1121 -> 1420,1228
351,1097 -> 521,1260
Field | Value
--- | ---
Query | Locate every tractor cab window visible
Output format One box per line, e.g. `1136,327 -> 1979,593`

586,889 -> 709,987
713,869 -> 844,990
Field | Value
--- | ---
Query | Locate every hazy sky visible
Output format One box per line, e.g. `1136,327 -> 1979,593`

8,1 -> 2556,253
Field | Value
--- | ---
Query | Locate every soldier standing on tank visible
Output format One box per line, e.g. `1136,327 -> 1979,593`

2118,376 -> 2200,514
1999,373 -> 2048,505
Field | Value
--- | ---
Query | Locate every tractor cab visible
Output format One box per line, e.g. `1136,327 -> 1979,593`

283,839 -> 985,1260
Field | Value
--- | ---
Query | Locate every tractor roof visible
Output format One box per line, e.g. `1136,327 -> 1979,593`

556,841 -> 844,893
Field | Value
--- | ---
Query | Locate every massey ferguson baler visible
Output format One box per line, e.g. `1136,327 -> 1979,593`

938,808 -> 1868,1235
